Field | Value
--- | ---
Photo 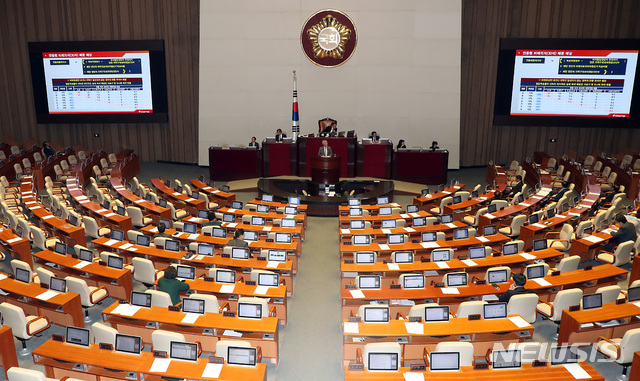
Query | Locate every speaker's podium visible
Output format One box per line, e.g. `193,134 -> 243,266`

310,155 -> 341,184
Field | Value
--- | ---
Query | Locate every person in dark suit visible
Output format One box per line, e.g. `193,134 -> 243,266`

507,175 -> 524,198
275,129 -> 287,142
590,183 -> 620,216
429,141 -> 439,151
369,131 -> 380,142
498,273 -> 534,303
604,214 -> 638,252
227,228 -> 248,247
153,223 -> 171,239
396,139 -> 406,149
538,181 -> 570,209
321,122 -> 338,136
42,141 -> 56,157
202,211 -> 221,228
248,136 -> 259,149
318,139 -> 333,157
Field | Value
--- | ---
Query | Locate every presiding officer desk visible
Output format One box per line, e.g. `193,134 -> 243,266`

341,314 -> 534,364
32,249 -> 133,301
102,302 -> 280,365
0,272 -> 84,327
33,338 -> 267,381
558,300 -> 640,345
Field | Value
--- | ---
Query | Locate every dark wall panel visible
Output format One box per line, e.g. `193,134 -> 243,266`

461,0 -> 640,166
0,0 -> 199,163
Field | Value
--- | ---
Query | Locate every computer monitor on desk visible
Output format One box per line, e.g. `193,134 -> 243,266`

165,239 -> 180,252
582,293 -> 602,310
111,229 -> 124,241
446,272 -> 467,287
532,239 -> 547,251
256,204 -> 269,214
413,217 -> 426,227
377,196 -> 389,205
425,306 -> 450,322
487,269 -> 509,284
15,267 -> 31,284
284,206 -> 298,215
355,252 -> 376,264
66,326 -> 90,346
227,346 -> 258,367
492,349 -> 521,369
268,250 -> 287,262
358,275 -> 381,289
215,269 -> 236,284
368,352 -> 398,372
468,246 -> 486,259
452,195 -> 462,204
176,265 -> 196,280
212,227 -> 226,238
381,219 -> 396,229
115,334 -> 142,355
348,199 -> 361,207
182,298 -> 205,314
288,196 -> 300,205
550,346 -> 579,365
183,223 -> 197,234
502,242 -> 518,255
350,220 -> 365,230
54,241 -> 67,255
378,206 -> 392,216
262,194 -> 273,202
281,218 -> 296,228
50,277 -> 66,293
136,234 -> 151,247
78,248 -> 94,262
159,218 -> 172,229
349,207 -> 363,217
388,234 -> 404,244
251,216 -> 266,226
363,305 -> 389,323
231,201 -> 243,209
422,231 -> 437,242
107,255 -> 124,270
430,352 -> 459,371
131,291 -> 152,308
275,232 -> 292,243
487,204 -> 497,214
407,204 -> 419,213
353,235 -> 371,245
483,224 -> 497,236
258,272 -> 279,287
243,230 -> 258,241
170,341 -> 199,362
402,274 -> 424,289
453,228 -> 468,240
197,209 -> 208,219
197,244 -> 214,256
231,247 -> 250,260
526,264 -> 546,279
483,302 -> 507,319
238,301 -> 263,319
628,286 -> 640,302
394,251 -> 413,263
431,249 -> 451,262
158,199 -> 168,208
223,213 -> 235,223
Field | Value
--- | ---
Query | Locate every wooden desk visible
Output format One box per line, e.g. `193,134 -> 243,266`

339,221 -> 468,242
477,186 -> 553,230
20,177 -> 86,247
190,178 -> 236,208
393,150 -> 448,185
33,339 -> 267,381
0,273 -> 84,327
248,199 -> 308,214
558,301 -> 640,345
217,206 -> 307,229
33,249 -> 133,301
102,302 -> 279,365
338,211 -> 433,228
262,138 -> 297,177
110,177 -> 171,221
151,178 -> 206,216
443,191 -> 498,220
344,362 -> 603,380
66,177 -> 133,232
519,204 -> 595,250
569,231 -> 612,262
338,203 -> 403,214
357,141 -> 392,178
486,164 -> 508,187
0,227 -> 33,267
413,185 -> 465,211
0,325 -> 19,378
342,315 -> 533,365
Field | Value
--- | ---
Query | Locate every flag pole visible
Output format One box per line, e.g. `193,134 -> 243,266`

292,70 -> 299,142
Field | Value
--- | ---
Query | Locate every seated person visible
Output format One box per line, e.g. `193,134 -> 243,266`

202,211 -> 221,227
227,228 -> 248,247
498,273 -> 534,303
275,129 -> 287,142
506,175 -> 524,198
43,141 -> 56,157
429,141 -> 439,151
369,131 -> 380,142
154,223 -> 171,238
318,140 -> 333,157
321,121 -> 338,137
248,136 -> 259,149
591,183 -> 620,216
158,266 -> 190,305
538,181 -> 570,209
492,190 -> 505,201
604,214 -> 638,252
396,139 -> 406,149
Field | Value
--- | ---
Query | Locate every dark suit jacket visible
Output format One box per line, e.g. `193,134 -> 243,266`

202,220 -> 222,228
369,135 -> 380,141
510,181 -> 524,196
249,141 -> 259,149
318,146 -> 333,157
275,133 -> 287,142
227,238 -> 248,247
611,222 -> 637,246
498,286 -> 535,303
550,187 -> 569,202
153,232 -> 171,239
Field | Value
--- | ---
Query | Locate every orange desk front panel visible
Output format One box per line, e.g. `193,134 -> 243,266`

0,325 -> 19,378
558,301 -> 640,345
190,178 -> 236,207
413,185 -> 466,211
0,227 -> 32,267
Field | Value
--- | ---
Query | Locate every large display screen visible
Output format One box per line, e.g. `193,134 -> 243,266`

494,39 -> 640,127
29,40 -> 168,123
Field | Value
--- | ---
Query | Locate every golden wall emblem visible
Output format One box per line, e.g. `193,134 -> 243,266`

301,10 -> 357,68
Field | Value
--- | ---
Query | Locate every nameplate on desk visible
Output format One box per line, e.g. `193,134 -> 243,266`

409,316 -> 422,323
584,265 -> 593,271
467,314 -> 481,320
390,284 -> 401,289
476,280 -> 486,285
616,298 -> 626,305
245,281 -> 256,286
348,316 -> 361,322
569,305 -> 580,312
345,284 -> 356,289
344,242 -> 352,245
257,257 -> 266,261
532,360 -> 547,367
421,257 -> 430,262
551,270 -> 561,276
410,364 -> 426,371
344,259 -> 354,264
153,351 -> 168,358
99,343 -> 113,350
52,334 -> 65,342
221,254 -> 230,258
168,306 -> 180,312
223,311 -> 236,317
474,363 -> 489,370
348,363 -> 364,371
209,356 -> 224,364
203,277 -> 214,282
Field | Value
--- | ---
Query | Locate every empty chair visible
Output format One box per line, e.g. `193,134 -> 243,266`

455,301 -> 487,318
108,153 -> 117,165
498,214 -> 526,238
551,255 -> 580,273
463,207 -> 488,227
429,196 -> 452,215
77,151 -> 87,161
53,165 -> 68,181
167,201 -> 188,220
35,268 -> 56,287
583,155 -> 594,168
507,293 -> 539,323
132,257 -> 164,286
362,342 -> 402,370
546,157 -> 557,170
596,285 -> 623,304
92,165 -> 109,182
83,216 -> 111,239
30,226 -> 61,251
127,229 -> 144,242
65,276 -> 109,321
592,210 -> 607,231
92,322 -> 118,346
0,302 -> 51,355
67,154 -> 78,166
545,223 -> 574,251
215,340 -> 254,361
574,220 -> 593,239
507,342 -> 544,363
595,328 -> 640,380
7,368 -> 59,381
430,342 -> 475,367
145,289 -> 173,308
196,192 -> 217,210
59,160 -> 70,174
21,158 -> 32,173
14,164 -> 27,180
126,206 -> 152,227
100,158 -> 111,174
537,288 -> 582,322
596,240 -> 634,266
11,259 -> 38,283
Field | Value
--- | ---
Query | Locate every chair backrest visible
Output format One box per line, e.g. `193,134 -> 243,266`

507,342 -> 543,363
559,223 -> 574,241
65,276 -> 96,306
556,256 -> 580,273
439,196 -> 453,209
0,302 -> 30,339
550,288 -> 583,321
575,220 -> 593,239
132,257 -> 159,284
363,342 -> 402,370
612,240 -> 634,266
35,268 -> 55,286
237,297 -> 268,317
601,166 -> 611,178
7,367 -> 47,381
11,259 -> 34,282
583,155 -> 594,167
82,216 -> 100,237
92,322 -> 118,345
145,290 -> 173,308
127,229 -> 143,242
507,293 -> 539,323
29,226 -> 48,251
592,161 -> 602,172
547,157 -> 557,168
433,342 -> 475,367
126,207 -> 145,224
455,301 -> 487,318
407,303 -> 439,320
215,340 -> 252,362
152,330 -> 185,353
595,285 -> 622,304
592,211 -> 606,231
617,328 -> 640,364
509,215 -> 526,235
193,294 -> 220,313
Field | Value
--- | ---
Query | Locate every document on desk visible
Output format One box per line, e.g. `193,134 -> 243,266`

223,330 -> 243,337
6,237 -> 22,243
262,226 -> 272,232
435,261 -> 450,269
212,189 -> 221,193
171,192 -> 181,196
508,316 -> 530,329
104,213 -> 116,217
441,287 -> 460,295
532,223 -> 547,229
103,239 -> 119,246
446,223 -> 457,228
583,235 -> 604,243
387,263 -> 400,271
400,214 -> 410,219
149,227 -> 159,233
73,261 -> 91,269
133,199 -> 145,204
632,301 -> 640,308
461,259 -> 478,267
341,228 -> 350,234
181,313 -> 200,324
36,290 -> 60,301
266,261 -> 280,269
227,208 -> 236,213
476,236 -> 490,243
0,274 -> 7,281
483,213 -> 495,219
532,278 -> 552,287
202,363 -> 223,378
149,358 -> 171,373
381,229 -> 392,235
409,213 -> 420,218
520,253 -> 536,260
119,243 -> 134,250
343,322 -> 359,334
404,227 -> 416,232
254,286 -> 269,295
404,322 -> 424,335
403,372 -> 425,381
226,222 -> 237,228
519,202 -> 531,207
378,244 -> 390,251
96,208 -> 108,213
185,198 -> 196,202
111,304 -> 141,317
563,363 -> 592,379
42,215 -> 54,219
188,233 -> 200,240
420,242 -> 440,249
350,289 -> 365,299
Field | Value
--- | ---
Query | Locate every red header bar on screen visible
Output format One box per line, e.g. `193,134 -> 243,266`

516,50 -> 638,57
43,51 -> 148,58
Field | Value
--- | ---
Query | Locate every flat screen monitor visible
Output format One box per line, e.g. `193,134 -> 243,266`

231,201 -> 243,209
223,213 -> 235,222
281,218 -> 296,228
221,185 -> 230,192
136,234 -> 151,247
275,232 -> 292,243
421,188 -> 429,196
183,223 -> 197,234
111,229 -> 124,241
258,272 -> 279,287
158,198 -> 168,208
407,204 -> 419,213
582,293 -> 603,310
547,208 -> 556,219
441,214 -> 453,223
164,179 -> 171,187
422,231 -> 437,242
452,195 -> 462,204
261,194 -> 273,202
284,206 -> 298,215
484,302 -> 508,319
198,175 -> 205,183
251,216 -> 266,226
212,227 -> 226,238
267,250 -> 287,262
55,208 -> 63,218
114,334 -> 142,354
107,255 -> 124,270
381,219 -> 396,229
487,269 -> 509,284
628,286 -> 640,302
488,203 -> 498,213
54,241 -> 67,255
197,209 -> 208,218
191,191 -> 200,200
66,326 -> 90,346
502,242 -> 518,255
227,346 -> 258,367
50,276 -> 66,292
176,185 -> 183,194
483,224 -> 497,236
425,306 -> 450,322
238,302 -> 262,319
165,239 -> 180,252
529,213 -> 540,224
355,252 -> 375,264
446,272 -> 467,287
350,220 -> 365,230
430,352 -> 460,371
550,346 -> 579,365
388,234 -> 404,244
170,341 -> 199,362
377,196 -> 389,205
15,225 -> 23,238
431,249 -> 451,262
532,238 -> 547,251
526,264 -> 546,279
197,244 -> 214,256
468,246 -> 486,259
176,265 -> 195,280
368,352 -> 398,371
78,249 -> 94,262
471,190 -> 479,198
454,228 -> 469,240
69,214 -> 79,226
358,275 -> 381,289
182,298 -> 205,314
394,251 -> 413,263
402,274 -> 424,289
116,206 -> 126,216
348,198 -> 361,206
363,306 -> 389,323
492,349 -> 521,369
349,208 -> 363,217
145,194 -> 153,201
413,217 -> 426,227
437,184 -> 445,192
103,199 -> 111,210
131,291 -> 152,308
256,204 -> 269,213
288,196 -> 300,205
353,235 -> 371,245
243,230 -> 258,241
215,269 -> 236,283
158,218 -> 171,229
231,247 -> 250,260
378,206 -> 392,216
